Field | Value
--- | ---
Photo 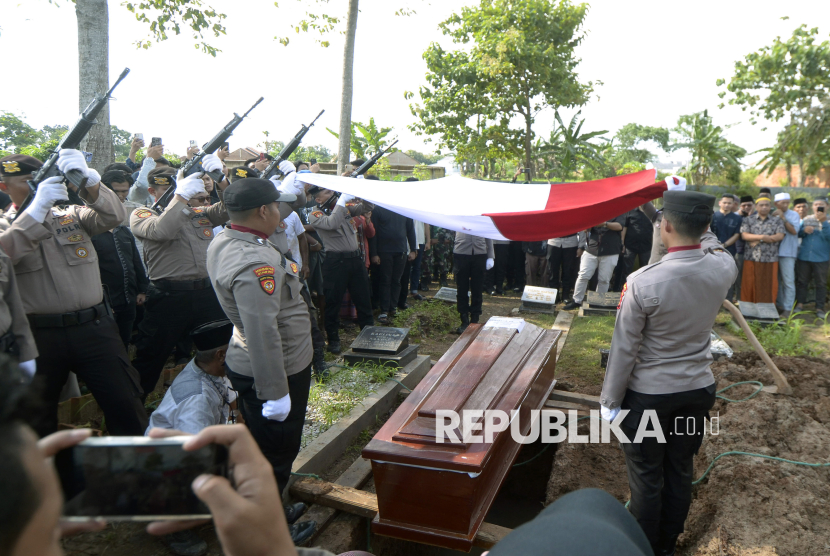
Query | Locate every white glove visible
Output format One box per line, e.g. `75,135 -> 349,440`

666,175 -> 687,191
600,405 -> 620,422
23,177 -> 69,223
279,160 -> 296,175
262,394 -> 291,422
18,359 -> 36,379
56,148 -> 101,186
269,176 -> 282,189
336,193 -> 356,207
486,258 -> 494,270
279,172 -> 304,197
201,153 -> 223,174
174,174 -> 206,201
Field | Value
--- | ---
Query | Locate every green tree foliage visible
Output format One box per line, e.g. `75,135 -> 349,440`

405,150 -> 441,165
671,110 -> 746,186
124,0 -> 227,56
327,118 -> 395,160
259,133 -> 335,164
111,125 -> 134,161
535,111 -> 607,181
0,112 -> 43,152
410,0 -> 593,173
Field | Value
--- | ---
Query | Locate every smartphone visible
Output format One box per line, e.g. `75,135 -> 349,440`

221,141 -> 230,151
189,139 -> 198,149
134,133 -> 144,141
819,207 -> 826,212
310,158 -> 317,165
60,436 -> 229,521
150,137 -> 162,148
258,153 -> 266,161
82,151 -> 93,163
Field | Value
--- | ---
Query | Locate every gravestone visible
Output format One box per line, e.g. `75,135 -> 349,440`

520,286 -> 558,314
434,287 -> 470,303
344,326 -> 419,368
738,302 -> 779,326
582,291 -> 621,316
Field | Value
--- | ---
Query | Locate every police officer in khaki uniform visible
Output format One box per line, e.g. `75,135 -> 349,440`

130,156 -> 230,398
306,186 -> 373,353
600,190 -> 737,556
206,177 -> 316,545
0,151 -> 147,437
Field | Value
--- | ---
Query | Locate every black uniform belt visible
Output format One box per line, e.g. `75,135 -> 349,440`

152,277 -> 212,291
28,302 -> 108,329
327,250 -> 361,260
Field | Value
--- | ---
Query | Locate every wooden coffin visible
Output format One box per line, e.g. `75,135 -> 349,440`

362,318 -> 561,551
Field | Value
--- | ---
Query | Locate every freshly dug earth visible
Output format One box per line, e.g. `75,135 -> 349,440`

545,352 -> 830,556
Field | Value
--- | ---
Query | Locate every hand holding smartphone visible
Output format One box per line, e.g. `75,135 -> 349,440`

151,137 -> 163,148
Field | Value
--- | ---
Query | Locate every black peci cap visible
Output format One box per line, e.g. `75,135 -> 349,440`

223,177 -> 296,211
740,195 -> 754,203
662,190 -> 715,215
792,197 -> 808,206
191,320 -> 234,351
0,154 -> 43,177
230,166 -> 260,183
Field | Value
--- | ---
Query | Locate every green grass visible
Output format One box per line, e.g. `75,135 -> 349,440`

729,318 -> 821,357
556,316 -> 616,385
523,313 -> 559,329
391,300 -> 458,340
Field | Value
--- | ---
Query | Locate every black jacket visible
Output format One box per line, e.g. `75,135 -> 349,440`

369,206 -> 417,255
91,226 -> 149,309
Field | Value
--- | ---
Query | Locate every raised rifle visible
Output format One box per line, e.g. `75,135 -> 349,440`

261,109 -> 325,180
15,68 -> 131,222
349,139 -> 399,177
152,97 -> 264,212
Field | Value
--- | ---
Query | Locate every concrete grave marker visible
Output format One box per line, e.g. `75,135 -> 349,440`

520,286 -> 558,314
344,326 -> 419,368
434,287 -> 470,303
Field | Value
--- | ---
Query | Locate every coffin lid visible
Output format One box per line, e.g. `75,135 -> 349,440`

363,318 -> 560,473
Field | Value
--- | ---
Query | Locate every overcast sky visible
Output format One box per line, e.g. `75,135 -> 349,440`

2,0 -> 828,166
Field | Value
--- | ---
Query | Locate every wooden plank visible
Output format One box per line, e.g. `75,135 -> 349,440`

544,400 -> 589,411
287,355 -> 431,496
336,457 -> 373,489
542,400 -> 591,416
291,478 -> 513,549
550,310 -> 574,363
548,390 -> 600,408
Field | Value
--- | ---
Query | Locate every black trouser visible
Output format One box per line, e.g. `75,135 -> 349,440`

322,253 -> 374,342
377,252 -> 407,314
454,253 -> 486,320
227,366 -> 312,495
796,259 -> 828,311
29,314 -> 147,437
485,243 -> 510,292
621,248 -> 651,288
620,384 -> 716,551
132,284 -> 227,399
547,245 -> 578,299
299,280 -> 326,351
506,241 -> 525,289
398,255 -> 413,307
112,302 -> 137,347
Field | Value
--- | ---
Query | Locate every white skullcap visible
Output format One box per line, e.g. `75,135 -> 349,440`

774,192 -> 790,202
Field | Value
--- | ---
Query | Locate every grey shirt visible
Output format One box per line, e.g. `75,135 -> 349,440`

146,359 -> 235,435
453,232 -> 495,258
600,231 -> 738,408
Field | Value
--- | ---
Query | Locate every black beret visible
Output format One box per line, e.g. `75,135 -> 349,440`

224,178 -> 296,211
191,319 -> 234,351
0,154 -> 43,176
230,166 -> 260,183
148,168 -> 176,187
662,190 -> 715,215
740,195 -> 754,203
792,197 -> 808,205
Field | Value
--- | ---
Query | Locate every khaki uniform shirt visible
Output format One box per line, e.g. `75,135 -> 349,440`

130,199 -> 228,281
0,186 -> 126,314
268,222 -> 291,257
453,232 -> 494,258
308,204 -> 360,253
0,248 -> 37,360
600,231 -> 737,409
207,228 -> 312,401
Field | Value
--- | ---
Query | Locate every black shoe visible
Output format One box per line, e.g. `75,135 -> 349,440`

290,520 -> 317,545
495,288 -> 504,295
411,292 -> 425,301
419,284 -> 430,292
397,302 -> 409,310
378,313 -> 390,324
488,288 -> 496,295
164,530 -> 207,556
312,348 -> 331,378
562,300 -> 580,311
327,341 -> 341,354
470,314 -> 480,324
440,278 -> 449,287
284,502 -> 308,525
455,314 -> 470,334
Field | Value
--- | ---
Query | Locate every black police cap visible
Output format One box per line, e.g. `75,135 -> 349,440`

0,154 -> 43,177
223,177 -> 297,211
662,190 -> 715,215
191,319 -> 234,351
230,166 -> 260,183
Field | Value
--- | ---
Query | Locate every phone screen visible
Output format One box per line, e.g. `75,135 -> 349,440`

818,207 -> 826,212
221,141 -> 230,151
150,137 -> 162,147
60,437 -> 228,521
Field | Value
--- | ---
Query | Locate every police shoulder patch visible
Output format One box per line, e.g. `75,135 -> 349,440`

254,265 -> 276,295
312,211 -> 323,218
135,209 -> 153,219
617,282 -> 628,310
289,262 -> 299,274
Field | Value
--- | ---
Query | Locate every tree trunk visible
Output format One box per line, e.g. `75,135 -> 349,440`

337,0 -> 360,175
76,0 -> 111,171
798,160 -> 806,188
524,113 -> 533,178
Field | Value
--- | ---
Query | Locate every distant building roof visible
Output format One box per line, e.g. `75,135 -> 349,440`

385,151 -> 420,166
226,147 -> 262,163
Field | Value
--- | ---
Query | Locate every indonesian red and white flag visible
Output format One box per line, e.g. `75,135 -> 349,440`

295,169 -> 675,241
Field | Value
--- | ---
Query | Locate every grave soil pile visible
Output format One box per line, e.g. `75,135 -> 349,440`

545,352 -> 830,556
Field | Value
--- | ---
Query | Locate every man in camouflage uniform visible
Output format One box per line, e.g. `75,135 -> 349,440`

426,226 -> 454,287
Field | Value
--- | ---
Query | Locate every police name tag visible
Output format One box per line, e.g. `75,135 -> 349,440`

483,317 -> 526,333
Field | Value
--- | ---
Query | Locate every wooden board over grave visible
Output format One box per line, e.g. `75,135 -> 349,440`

363,317 -> 561,551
